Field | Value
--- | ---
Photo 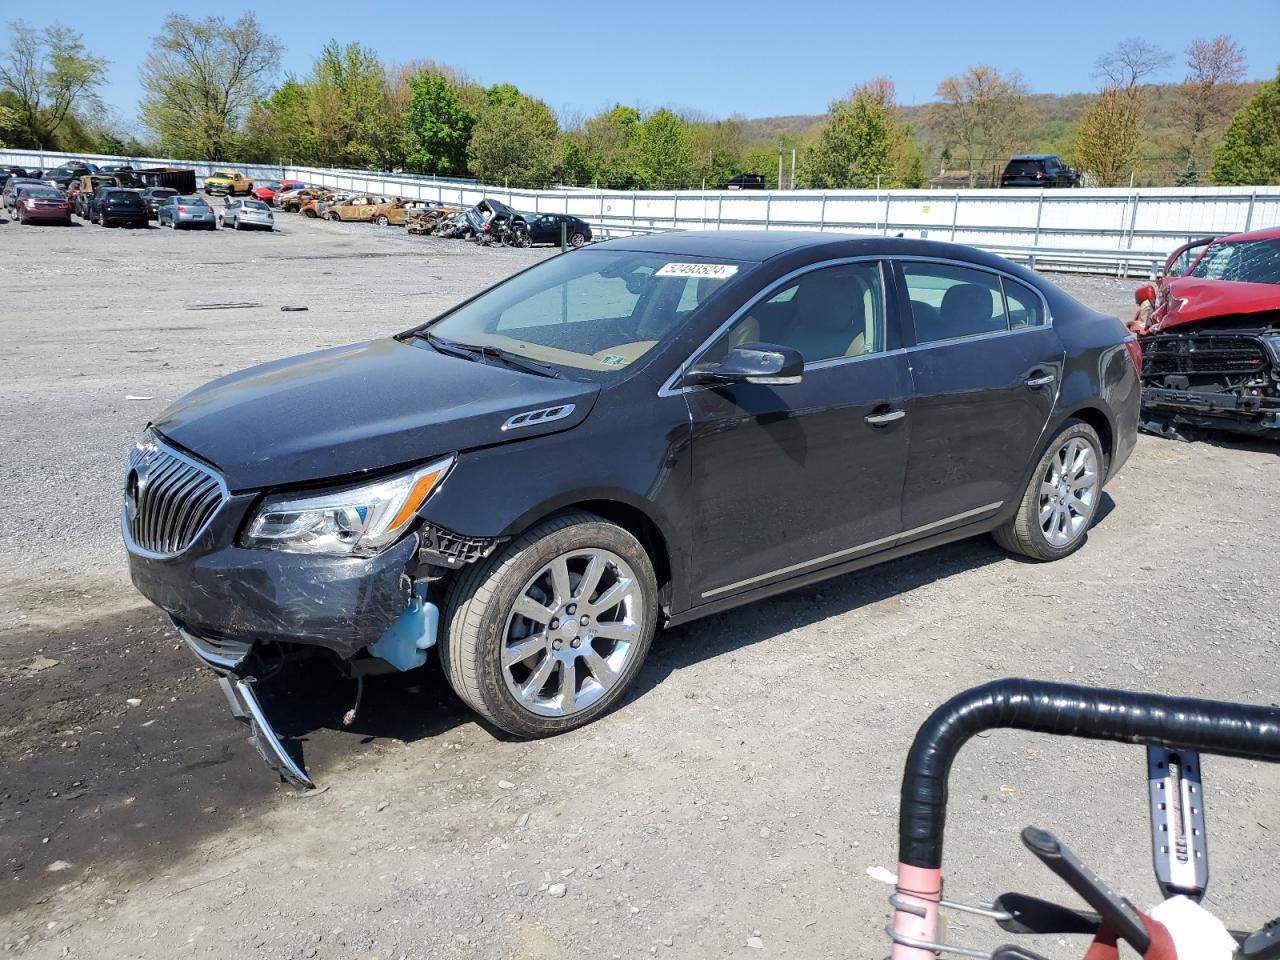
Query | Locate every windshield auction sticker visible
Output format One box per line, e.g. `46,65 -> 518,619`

655,263 -> 739,279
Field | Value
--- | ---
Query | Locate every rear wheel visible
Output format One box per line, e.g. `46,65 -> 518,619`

570,232 -> 586,248
440,511 -> 658,738
327,212 -> 340,221
994,420 -> 1104,561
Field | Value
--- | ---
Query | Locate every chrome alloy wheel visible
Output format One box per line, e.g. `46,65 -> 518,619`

502,548 -> 643,717
1039,437 -> 1099,547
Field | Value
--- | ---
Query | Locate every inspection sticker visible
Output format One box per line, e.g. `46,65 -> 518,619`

655,262 -> 739,279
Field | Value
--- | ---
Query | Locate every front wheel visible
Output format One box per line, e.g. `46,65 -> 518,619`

375,215 -> 389,226
440,512 -> 658,738
993,420 -> 1104,561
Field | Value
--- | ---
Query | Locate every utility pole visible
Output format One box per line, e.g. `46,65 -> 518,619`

790,148 -> 796,189
777,151 -> 783,191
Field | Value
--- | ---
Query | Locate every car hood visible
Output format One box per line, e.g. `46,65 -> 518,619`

1154,277 -> 1280,331
153,338 -> 601,491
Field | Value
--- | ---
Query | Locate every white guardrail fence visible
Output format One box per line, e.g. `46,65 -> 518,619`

5,148 -> 1279,277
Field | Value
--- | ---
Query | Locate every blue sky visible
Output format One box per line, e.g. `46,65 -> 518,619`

11,0 -> 1280,130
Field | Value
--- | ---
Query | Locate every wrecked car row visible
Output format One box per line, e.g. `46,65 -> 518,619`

1129,226 -> 1280,439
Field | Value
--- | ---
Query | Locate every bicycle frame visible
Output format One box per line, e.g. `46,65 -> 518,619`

889,678 -> 1280,960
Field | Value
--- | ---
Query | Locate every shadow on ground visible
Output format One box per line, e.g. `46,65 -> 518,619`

1,532 -> 1011,916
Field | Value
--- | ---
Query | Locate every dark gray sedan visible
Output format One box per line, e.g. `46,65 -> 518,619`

157,195 -> 217,230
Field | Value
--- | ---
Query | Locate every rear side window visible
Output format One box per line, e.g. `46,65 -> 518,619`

902,262 -> 1008,344
1001,278 -> 1045,329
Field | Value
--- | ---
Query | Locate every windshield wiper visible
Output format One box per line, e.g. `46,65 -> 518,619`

416,332 -> 562,379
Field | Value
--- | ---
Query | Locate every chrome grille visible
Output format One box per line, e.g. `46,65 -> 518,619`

124,437 -> 226,557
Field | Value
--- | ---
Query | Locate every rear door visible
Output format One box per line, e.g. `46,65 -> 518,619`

893,259 -> 1063,535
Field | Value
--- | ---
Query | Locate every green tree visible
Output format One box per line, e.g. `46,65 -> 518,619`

1211,68 -> 1280,185
244,78 -> 316,163
139,13 -> 280,160
688,116 -> 747,188
403,71 -> 473,175
802,89 -> 895,188
577,105 -> 643,187
634,108 -> 694,188
0,21 -> 106,149
468,98 -> 558,186
309,40 -> 399,169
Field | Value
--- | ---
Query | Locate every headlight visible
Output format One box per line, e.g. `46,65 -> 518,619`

243,455 -> 454,556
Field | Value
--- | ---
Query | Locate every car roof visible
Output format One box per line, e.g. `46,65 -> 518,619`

1216,226 -> 1280,244
596,229 -> 1038,271
1009,154 -> 1056,161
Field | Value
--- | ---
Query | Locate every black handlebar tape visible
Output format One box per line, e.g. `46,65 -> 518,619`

897,678 -> 1280,869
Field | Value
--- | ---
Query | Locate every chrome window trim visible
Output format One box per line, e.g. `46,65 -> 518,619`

659,254 -> 1056,397
657,255 -> 887,398
700,500 -> 1004,600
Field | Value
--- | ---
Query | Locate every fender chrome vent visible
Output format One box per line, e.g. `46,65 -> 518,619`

502,404 -> 575,431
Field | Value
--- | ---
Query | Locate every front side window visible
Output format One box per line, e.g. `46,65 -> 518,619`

705,261 -> 885,366
423,251 -> 748,377
902,262 -> 1009,344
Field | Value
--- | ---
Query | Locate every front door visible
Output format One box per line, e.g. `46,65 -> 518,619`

894,259 -> 1064,534
683,260 -> 912,603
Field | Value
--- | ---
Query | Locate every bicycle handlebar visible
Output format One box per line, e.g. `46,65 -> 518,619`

898,678 -> 1280,870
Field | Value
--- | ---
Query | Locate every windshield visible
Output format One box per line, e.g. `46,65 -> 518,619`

1004,160 -> 1046,175
23,188 -> 61,198
421,250 -> 749,377
243,199 -> 270,210
1187,238 -> 1280,284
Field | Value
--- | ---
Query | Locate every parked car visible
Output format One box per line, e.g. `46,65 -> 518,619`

322,195 -> 387,222
224,197 -> 275,231
369,198 -> 432,226
121,230 -> 1139,787
720,173 -> 768,190
251,179 -> 304,203
40,166 -> 83,189
523,213 -> 593,247
465,198 -> 529,246
1000,155 -> 1081,188
406,204 -> 462,235
1,166 -> 35,188
277,187 -> 330,212
97,163 -> 134,176
204,169 -> 254,196
157,194 -> 218,230
142,186 -> 180,220
2,177 -> 50,215
73,176 -> 120,218
15,185 -> 72,225
1128,227 -> 1280,438
92,188 -> 149,228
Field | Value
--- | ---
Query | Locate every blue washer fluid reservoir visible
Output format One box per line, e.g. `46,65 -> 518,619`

368,583 -> 438,672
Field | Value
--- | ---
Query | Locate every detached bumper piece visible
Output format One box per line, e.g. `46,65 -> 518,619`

173,618 -> 314,790
219,675 -> 314,791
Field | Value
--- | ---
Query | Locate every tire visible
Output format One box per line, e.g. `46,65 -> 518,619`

326,212 -> 340,221
569,232 -> 586,248
101,216 -> 110,228
993,419 -> 1104,562
375,215 -> 389,226
439,511 -> 658,738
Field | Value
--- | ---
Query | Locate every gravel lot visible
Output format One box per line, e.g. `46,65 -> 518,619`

1,215 -> 1277,959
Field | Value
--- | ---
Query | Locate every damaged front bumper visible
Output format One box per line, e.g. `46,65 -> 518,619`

172,619 -> 313,789
1141,386 -> 1280,437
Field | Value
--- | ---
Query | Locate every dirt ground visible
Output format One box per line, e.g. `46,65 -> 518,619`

1,214 -> 1277,960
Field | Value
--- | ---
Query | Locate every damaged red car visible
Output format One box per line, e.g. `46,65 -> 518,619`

1130,227 -> 1280,438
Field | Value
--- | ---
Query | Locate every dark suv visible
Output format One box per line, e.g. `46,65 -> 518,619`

91,188 -> 148,228
122,231 -> 1139,788
1001,155 -> 1081,188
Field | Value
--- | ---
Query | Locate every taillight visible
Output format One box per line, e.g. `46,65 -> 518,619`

1124,338 -> 1143,378
177,205 -> 187,213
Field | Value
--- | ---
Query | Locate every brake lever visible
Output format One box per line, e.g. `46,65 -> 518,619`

1022,826 -> 1151,954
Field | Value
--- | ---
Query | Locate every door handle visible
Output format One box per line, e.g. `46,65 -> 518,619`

1025,373 -> 1055,388
865,409 -> 906,426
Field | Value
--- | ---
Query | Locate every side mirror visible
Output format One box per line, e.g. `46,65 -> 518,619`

1135,284 -> 1157,306
684,342 -> 804,387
